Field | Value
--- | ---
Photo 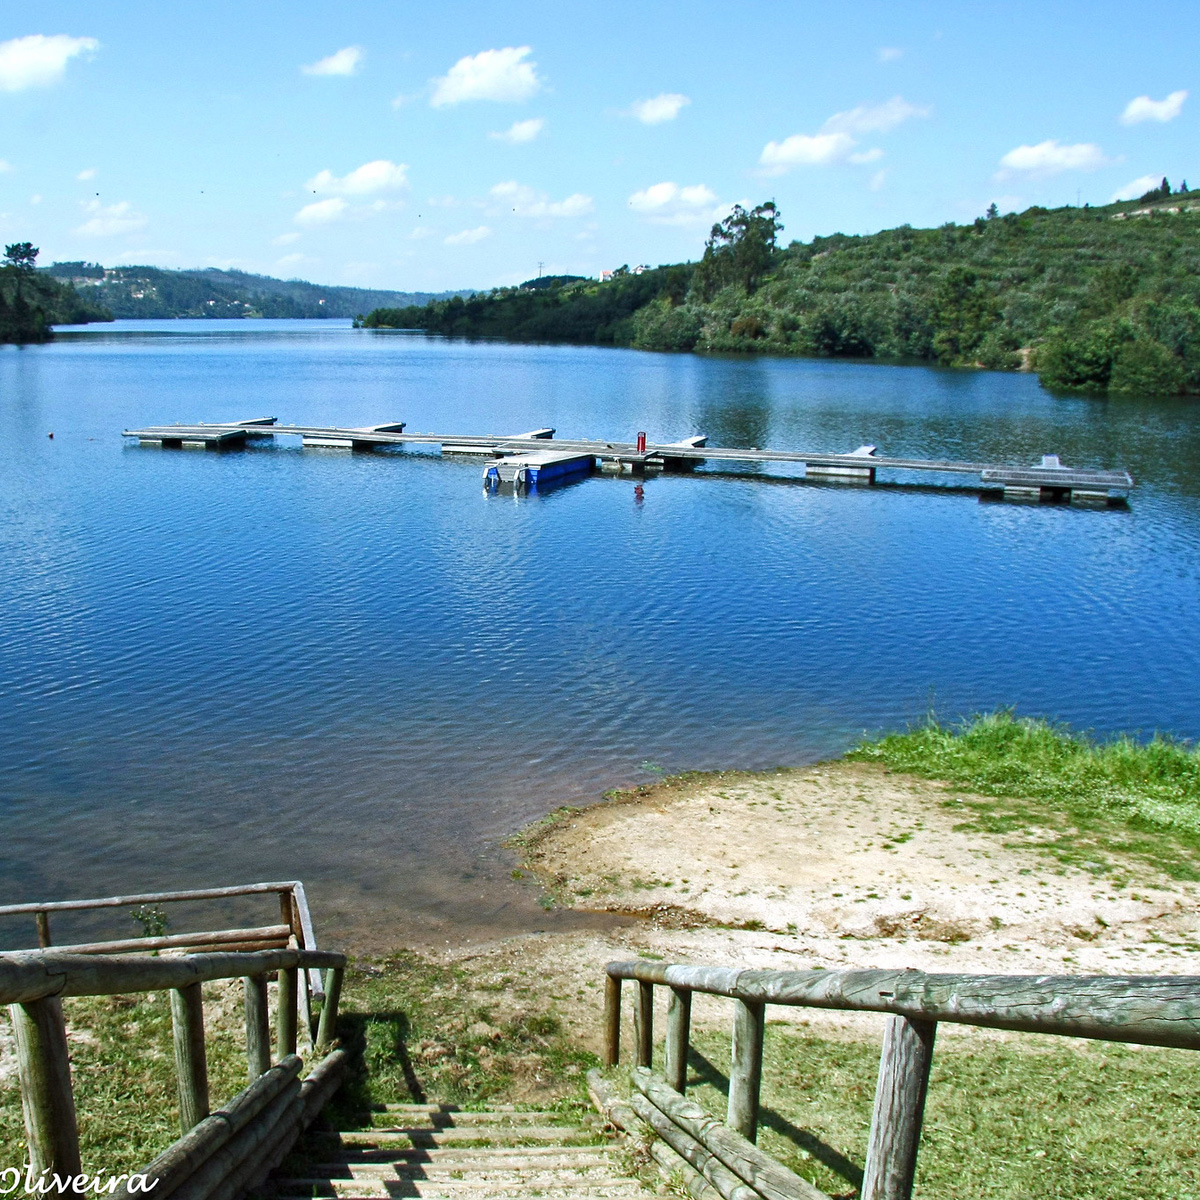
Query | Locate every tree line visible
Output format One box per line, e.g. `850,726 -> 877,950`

360,192 -> 1200,397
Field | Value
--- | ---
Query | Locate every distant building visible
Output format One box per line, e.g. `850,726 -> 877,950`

633,264 -> 649,275
599,269 -> 614,283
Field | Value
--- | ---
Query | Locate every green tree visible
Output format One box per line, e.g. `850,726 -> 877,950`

693,202 -> 783,299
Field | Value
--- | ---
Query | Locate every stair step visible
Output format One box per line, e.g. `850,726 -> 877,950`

277,1161 -> 628,1180
293,1147 -> 613,1168
312,1127 -> 600,1146
271,1186 -> 649,1199
274,1170 -> 640,1191
364,1111 -> 577,1129
379,1104 -> 561,1113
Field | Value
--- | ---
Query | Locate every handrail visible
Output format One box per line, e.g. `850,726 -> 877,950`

4,946 -> 348,1183
0,880 -> 328,1029
603,960 -> 1200,1200
0,879 -> 302,915
605,961 -> 1200,1049
0,947 -> 345,1004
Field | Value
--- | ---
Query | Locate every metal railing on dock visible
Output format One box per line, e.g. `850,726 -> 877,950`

602,960 -> 1200,1200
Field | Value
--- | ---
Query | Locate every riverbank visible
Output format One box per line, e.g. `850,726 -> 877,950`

434,720 -> 1200,1046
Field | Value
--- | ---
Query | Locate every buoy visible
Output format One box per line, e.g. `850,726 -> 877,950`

47,432 -> 53,439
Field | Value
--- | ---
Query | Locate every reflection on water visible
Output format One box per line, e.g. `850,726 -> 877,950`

1,321 -> 1198,947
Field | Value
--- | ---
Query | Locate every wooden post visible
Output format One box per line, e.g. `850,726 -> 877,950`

277,967 -> 298,1058
35,911 -> 51,948
603,975 -> 621,1067
244,974 -> 272,1079
315,967 -> 344,1052
727,998 -> 765,1143
280,891 -> 298,946
170,983 -> 209,1132
861,1015 -> 938,1200
634,980 -> 654,1069
664,986 -> 692,1093
10,998 -> 81,1174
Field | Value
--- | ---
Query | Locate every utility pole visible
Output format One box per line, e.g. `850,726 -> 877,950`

537,261 -> 544,278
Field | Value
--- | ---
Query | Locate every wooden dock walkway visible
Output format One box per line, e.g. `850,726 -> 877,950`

122,418 -> 1135,502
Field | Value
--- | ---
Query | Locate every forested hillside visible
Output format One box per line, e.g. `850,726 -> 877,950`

1,244 -> 111,344
363,183 -> 1200,396
42,263 -> 466,320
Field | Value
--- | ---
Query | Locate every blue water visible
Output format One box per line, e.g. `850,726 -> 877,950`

2,320 -> 1198,946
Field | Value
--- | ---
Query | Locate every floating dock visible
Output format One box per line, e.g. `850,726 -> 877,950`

122,418 -> 1135,503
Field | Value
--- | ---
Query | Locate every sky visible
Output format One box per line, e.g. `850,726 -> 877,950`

1,0 -> 1197,292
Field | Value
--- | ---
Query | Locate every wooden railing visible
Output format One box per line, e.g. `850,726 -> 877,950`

0,881 -> 326,1035
603,961 -> 1200,1200
1,945 -> 347,1196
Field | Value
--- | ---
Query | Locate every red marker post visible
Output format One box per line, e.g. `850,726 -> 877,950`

636,431 -> 646,453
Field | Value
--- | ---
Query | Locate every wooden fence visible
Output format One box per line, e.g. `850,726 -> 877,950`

1,945 -> 347,1197
603,960 -> 1200,1200
0,880 -> 326,1037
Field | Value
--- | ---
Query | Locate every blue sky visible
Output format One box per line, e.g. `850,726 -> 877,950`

2,1 -> 1196,291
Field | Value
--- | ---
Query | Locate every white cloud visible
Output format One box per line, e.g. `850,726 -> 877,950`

430,46 -> 541,106
29,193 -> 41,205
998,140 -> 1110,177
444,225 -> 491,245
272,232 -> 300,245
760,131 -> 856,171
76,167 -> 95,181
1120,90 -> 1187,125
869,169 -> 887,191
490,117 -> 544,143
878,47 -> 903,62
0,34 -> 98,92
628,181 -> 720,225
74,199 -> 146,237
628,92 -> 690,124
824,96 -> 930,135
0,160 -> 11,174
294,197 -> 348,225
276,253 -> 308,270
1111,173 -> 1166,202
302,46 -> 363,77
305,160 -> 408,196
490,180 -> 592,218
760,95 -> 927,174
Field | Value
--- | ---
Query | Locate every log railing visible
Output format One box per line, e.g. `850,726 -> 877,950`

603,961 -> 1200,1200
1,946 -> 347,1195
0,880 -> 325,1035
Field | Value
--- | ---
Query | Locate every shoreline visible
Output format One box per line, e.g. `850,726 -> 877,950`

420,758 -> 1200,1049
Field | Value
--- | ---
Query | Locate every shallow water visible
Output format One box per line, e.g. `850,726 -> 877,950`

2,320 -> 1198,947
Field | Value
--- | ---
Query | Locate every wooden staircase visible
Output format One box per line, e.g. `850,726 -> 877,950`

264,1103 -> 658,1199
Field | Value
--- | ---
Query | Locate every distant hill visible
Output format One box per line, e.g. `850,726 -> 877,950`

361,182 -> 1200,396
41,262 -> 471,320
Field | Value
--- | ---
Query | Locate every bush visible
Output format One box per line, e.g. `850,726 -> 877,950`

1108,337 -> 1187,395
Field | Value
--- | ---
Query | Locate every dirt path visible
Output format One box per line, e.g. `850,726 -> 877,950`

434,763 -> 1200,1048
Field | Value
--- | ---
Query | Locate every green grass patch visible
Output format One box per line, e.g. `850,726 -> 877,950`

0,985 -> 252,1174
679,1025 -> 1200,1199
848,711 -> 1200,879
315,952 -> 597,1129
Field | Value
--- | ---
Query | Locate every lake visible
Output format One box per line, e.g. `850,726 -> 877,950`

2,319 -> 1198,948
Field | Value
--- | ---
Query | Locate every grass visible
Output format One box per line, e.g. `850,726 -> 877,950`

848,711 -> 1200,880
0,983 -> 252,1174
0,952 -> 595,1175
325,951 -> 596,1128
670,1024 -> 1200,1200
